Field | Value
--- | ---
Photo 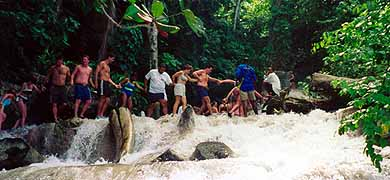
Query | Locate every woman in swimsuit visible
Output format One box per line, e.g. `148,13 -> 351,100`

119,72 -> 145,112
171,64 -> 197,116
0,90 -> 16,130
14,76 -> 41,128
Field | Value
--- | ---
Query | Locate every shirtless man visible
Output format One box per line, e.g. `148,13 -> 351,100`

95,54 -> 120,119
192,64 -> 234,115
71,55 -> 93,119
47,56 -> 71,122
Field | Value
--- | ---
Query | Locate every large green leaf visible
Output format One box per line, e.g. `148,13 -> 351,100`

151,0 -> 164,18
182,9 -> 205,37
156,22 -> 180,34
128,0 -> 136,3
123,4 -> 144,23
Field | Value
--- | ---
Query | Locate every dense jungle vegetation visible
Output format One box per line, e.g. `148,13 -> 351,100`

0,0 -> 389,170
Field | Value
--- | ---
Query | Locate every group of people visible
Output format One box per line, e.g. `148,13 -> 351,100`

0,54 -> 282,130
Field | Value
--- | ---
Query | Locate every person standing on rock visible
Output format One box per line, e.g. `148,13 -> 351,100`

235,63 -> 258,117
95,54 -> 121,119
47,56 -> 71,122
192,64 -> 234,115
171,64 -> 198,116
263,67 -> 281,96
119,72 -> 145,112
144,63 -> 173,118
70,55 -> 93,119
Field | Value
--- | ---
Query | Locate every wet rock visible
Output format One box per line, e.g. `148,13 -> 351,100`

178,105 -> 195,134
0,138 -> 44,170
264,96 -> 284,115
283,89 -> 315,114
190,142 -> 234,160
152,149 -> 184,162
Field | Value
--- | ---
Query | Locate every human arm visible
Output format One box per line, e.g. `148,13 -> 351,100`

223,87 -> 236,102
134,81 -> 145,92
70,66 -> 79,86
32,84 -> 42,94
171,71 -> 183,84
192,70 -> 203,79
94,63 -> 101,88
208,76 -> 221,84
46,66 -> 54,83
66,67 -> 71,84
107,78 -> 120,89
119,78 -> 130,86
220,79 -> 235,84
185,74 -> 198,83
144,71 -> 151,93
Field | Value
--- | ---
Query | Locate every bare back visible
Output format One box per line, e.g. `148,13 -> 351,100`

97,61 -> 111,81
50,65 -> 70,86
75,65 -> 92,85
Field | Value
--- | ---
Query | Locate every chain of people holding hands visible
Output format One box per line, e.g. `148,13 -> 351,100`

0,54 -> 282,130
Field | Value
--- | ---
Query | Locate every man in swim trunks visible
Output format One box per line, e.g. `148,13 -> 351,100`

95,54 -> 120,119
144,63 -> 173,118
71,55 -> 93,119
192,64 -> 234,115
47,56 -> 71,122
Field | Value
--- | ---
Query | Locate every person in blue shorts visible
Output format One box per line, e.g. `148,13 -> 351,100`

119,72 -> 145,112
70,55 -> 93,119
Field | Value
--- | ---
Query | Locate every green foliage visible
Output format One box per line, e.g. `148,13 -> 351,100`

317,0 -> 390,171
160,53 -> 182,71
0,0 -> 80,73
109,22 -> 144,73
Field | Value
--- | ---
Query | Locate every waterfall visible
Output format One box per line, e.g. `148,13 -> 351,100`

65,119 -> 109,162
1,111 -> 390,179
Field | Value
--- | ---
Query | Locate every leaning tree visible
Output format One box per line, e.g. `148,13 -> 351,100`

97,0 -> 205,69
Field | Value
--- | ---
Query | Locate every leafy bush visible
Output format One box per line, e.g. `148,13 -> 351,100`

315,0 -> 390,171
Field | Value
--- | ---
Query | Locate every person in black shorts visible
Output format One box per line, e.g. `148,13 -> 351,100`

47,57 -> 71,122
95,54 -> 120,119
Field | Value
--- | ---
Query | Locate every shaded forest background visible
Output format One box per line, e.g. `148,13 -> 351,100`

0,0 -> 357,82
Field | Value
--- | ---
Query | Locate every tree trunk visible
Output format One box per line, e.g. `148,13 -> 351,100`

233,0 -> 242,31
148,22 -> 158,69
98,1 -> 115,60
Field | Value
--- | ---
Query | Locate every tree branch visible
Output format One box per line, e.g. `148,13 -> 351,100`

100,5 -> 150,29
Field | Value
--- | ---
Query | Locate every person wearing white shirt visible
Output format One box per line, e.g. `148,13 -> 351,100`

263,67 -> 281,96
144,63 -> 173,117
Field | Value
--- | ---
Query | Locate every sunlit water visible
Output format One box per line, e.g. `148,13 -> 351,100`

1,110 -> 390,180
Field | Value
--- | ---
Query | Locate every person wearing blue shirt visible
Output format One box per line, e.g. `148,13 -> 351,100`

235,64 -> 258,117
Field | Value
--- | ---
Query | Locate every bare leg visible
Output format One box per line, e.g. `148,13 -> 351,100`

0,112 -> 6,130
159,99 -> 168,116
146,103 -> 155,117
127,97 -> 133,112
80,99 -> 92,118
198,98 -> 206,115
17,101 -> 27,127
52,103 -> 58,122
250,100 -> 258,115
242,100 -> 248,117
97,96 -> 105,117
74,99 -> 81,118
172,96 -> 181,115
181,96 -> 187,112
120,93 -> 127,107
101,97 -> 110,117
204,96 -> 212,115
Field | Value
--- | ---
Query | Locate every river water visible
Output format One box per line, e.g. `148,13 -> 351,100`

1,110 -> 389,180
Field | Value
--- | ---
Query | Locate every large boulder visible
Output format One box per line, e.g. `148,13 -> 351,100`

190,142 -> 234,160
0,138 -> 44,170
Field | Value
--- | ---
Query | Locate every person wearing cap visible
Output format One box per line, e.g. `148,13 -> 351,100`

144,63 -> 173,118
95,54 -> 121,119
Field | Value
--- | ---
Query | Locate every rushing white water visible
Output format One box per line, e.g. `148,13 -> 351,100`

1,110 -> 390,180
65,119 -> 109,161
